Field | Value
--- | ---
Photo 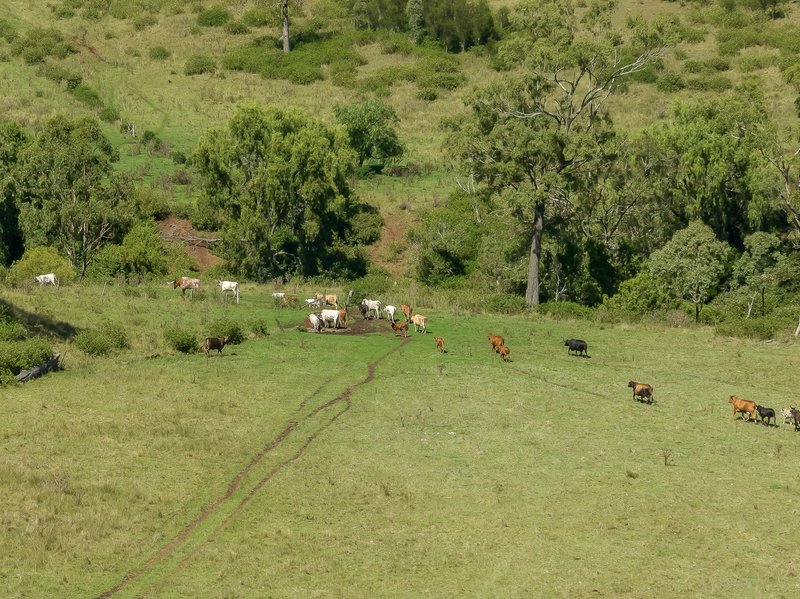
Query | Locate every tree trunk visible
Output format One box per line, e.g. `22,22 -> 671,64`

795,315 -> 800,337
281,1 -> 290,53
746,290 -> 757,318
524,202 -> 545,307
695,302 -> 700,323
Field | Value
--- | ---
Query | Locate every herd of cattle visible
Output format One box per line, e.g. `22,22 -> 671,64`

729,395 -> 800,430
32,273 -> 795,427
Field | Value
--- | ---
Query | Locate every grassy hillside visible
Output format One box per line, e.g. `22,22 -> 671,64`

2,283 -> 800,597
4,0 -> 800,275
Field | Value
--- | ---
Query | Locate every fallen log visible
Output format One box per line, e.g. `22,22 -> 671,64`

16,353 -> 61,383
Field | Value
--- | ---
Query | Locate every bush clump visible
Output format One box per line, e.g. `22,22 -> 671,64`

11,28 -> 75,64
72,83 -> 104,107
99,106 -> 121,122
185,54 -> 215,75
133,14 -> 158,30
165,326 -> 198,353
197,6 -> 231,27
207,318 -> 245,345
242,7 -> 274,27
149,45 -> 171,60
225,21 -> 249,35
7,246 -> 76,287
74,322 -> 129,356
483,293 -> 527,315
537,301 -> 595,321
0,338 -> 55,376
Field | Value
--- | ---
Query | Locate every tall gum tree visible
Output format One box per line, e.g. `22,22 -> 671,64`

447,0 -> 670,306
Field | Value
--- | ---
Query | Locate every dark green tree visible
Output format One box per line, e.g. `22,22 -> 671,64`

732,231 -> 781,317
334,98 -> 404,168
447,0 -> 669,305
15,116 -> 136,278
648,222 -> 731,322
193,104 -> 364,281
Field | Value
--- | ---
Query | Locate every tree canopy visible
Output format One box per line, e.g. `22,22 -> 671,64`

194,103 -> 372,281
334,98 -> 404,168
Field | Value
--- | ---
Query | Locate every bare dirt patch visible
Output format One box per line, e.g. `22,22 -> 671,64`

156,216 -> 222,272
300,313 -> 403,336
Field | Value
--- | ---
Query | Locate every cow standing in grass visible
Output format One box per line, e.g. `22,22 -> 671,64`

203,336 -> 229,357
173,276 -> 200,299
217,280 -> 239,304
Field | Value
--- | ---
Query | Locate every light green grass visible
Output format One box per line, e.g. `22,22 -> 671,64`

2,283 -> 800,597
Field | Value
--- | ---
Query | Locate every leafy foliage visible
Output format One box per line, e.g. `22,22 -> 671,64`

334,98 -> 403,167
7,246 -> 76,287
164,326 -> 197,353
0,338 -> 54,376
197,6 -> 231,27
10,28 -> 75,64
207,318 -> 244,345
184,54 -> 216,75
74,321 -> 129,356
193,104 -> 368,281
648,222 -> 731,321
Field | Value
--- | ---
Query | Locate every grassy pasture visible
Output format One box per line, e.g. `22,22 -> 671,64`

2,283 -> 800,597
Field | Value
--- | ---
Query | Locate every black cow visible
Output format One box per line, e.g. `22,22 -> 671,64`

564,338 -> 589,357
755,405 -> 776,426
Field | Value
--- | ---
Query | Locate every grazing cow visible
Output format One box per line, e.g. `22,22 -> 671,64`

34,272 -> 58,286
391,320 -> 408,337
272,292 -> 286,300
411,314 -> 428,334
791,408 -> 800,431
173,276 -> 200,299
217,280 -> 240,304
780,407 -> 794,424
320,309 -> 340,329
564,338 -> 589,357
308,313 -> 321,333
435,336 -> 445,353
628,381 -> 654,404
498,345 -> 511,362
325,294 -> 339,308
384,305 -> 397,322
361,299 -> 381,319
488,332 -> 504,352
729,395 -> 757,421
400,304 -> 412,321
338,308 -> 348,328
756,405 -> 776,426
202,336 -> 229,357
359,303 -> 369,319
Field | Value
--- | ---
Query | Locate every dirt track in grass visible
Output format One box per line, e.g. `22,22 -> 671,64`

96,336 -> 410,598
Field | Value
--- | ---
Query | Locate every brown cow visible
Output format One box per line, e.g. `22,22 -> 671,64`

435,336 -> 445,353
401,304 -> 412,321
628,381 -> 654,404
729,395 -> 757,421
325,294 -> 339,308
499,345 -> 511,362
391,320 -> 408,338
173,276 -> 200,299
338,307 -> 348,328
488,332 -> 504,352
203,336 -> 229,357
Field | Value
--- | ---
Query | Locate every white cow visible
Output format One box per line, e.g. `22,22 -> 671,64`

361,299 -> 381,319
34,273 -> 58,286
320,309 -> 340,329
384,305 -> 397,322
217,280 -> 240,304
272,292 -> 286,300
305,297 -> 322,308
308,313 -> 321,333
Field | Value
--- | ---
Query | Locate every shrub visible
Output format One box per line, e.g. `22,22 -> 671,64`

74,322 -> 129,356
133,14 -> 157,30
241,7 -> 274,27
250,319 -> 270,338
12,28 -> 75,64
72,84 -> 103,108
715,316 -> 788,340
99,106 -> 120,122
207,318 -> 245,345
0,338 -> 55,375
149,45 -> 171,60
0,18 -> 17,43
185,54 -> 215,75
483,293 -> 527,315
656,71 -> 685,91
224,21 -> 249,35
537,301 -> 594,321
171,149 -> 187,164
0,320 -> 26,342
350,269 -> 392,302
197,6 -> 231,27
7,246 -> 76,287
165,326 -> 197,353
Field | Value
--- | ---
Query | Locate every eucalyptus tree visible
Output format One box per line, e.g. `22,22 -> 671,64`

0,121 -> 28,265
447,0 -> 670,306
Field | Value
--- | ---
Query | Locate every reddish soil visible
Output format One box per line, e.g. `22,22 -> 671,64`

301,313 -> 401,336
366,217 -> 413,277
156,216 -> 222,272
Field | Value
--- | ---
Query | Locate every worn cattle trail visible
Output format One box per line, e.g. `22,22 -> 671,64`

96,338 -> 409,598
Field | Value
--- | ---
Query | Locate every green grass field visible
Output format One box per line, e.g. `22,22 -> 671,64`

3,283 -> 800,597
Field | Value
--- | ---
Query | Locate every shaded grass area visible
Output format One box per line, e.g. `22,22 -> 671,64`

1,285 -> 799,596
